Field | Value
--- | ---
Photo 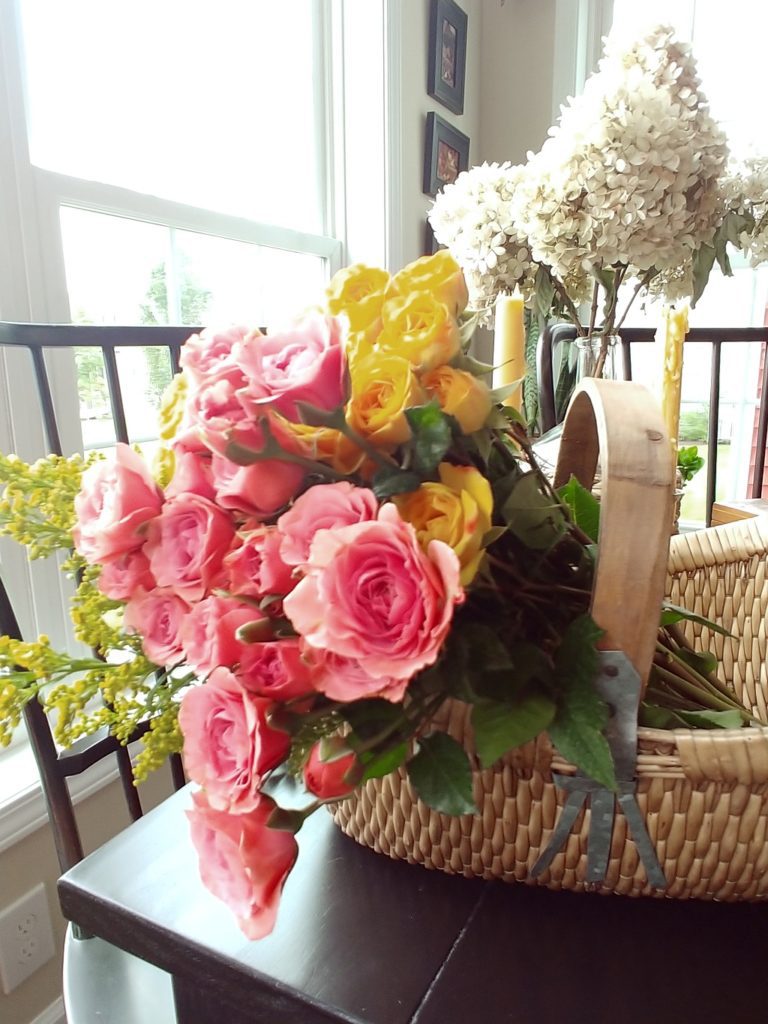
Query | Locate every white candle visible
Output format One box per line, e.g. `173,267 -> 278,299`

493,289 -> 525,410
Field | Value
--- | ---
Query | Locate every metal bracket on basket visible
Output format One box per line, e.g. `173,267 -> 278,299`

530,650 -> 667,890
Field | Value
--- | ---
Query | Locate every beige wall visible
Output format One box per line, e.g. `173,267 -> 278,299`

0,766 -> 173,1024
479,0 -> 558,166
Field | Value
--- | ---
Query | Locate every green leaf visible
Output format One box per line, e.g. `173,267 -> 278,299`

458,310 -> 482,347
677,445 -> 704,484
692,244 -> 716,307
549,615 -> 616,790
293,401 -> 347,430
472,693 -> 556,768
554,352 -> 578,423
372,467 -> 422,499
481,525 -> 507,548
639,703 -> 745,731
341,699 -> 405,741
470,427 -> 493,462
361,742 -> 409,780
404,402 -> 452,474
557,475 -> 601,542
660,601 -> 733,637
407,732 -> 476,816
266,806 -> 308,833
676,648 -> 718,676
534,265 -> 555,321
452,351 -> 494,376
488,379 -> 525,406
501,472 -> 567,550
523,311 -> 541,432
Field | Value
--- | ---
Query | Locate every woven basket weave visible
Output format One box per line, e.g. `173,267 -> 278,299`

332,380 -> 768,901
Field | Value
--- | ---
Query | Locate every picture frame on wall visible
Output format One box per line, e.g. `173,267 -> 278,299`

427,0 -> 467,115
423,112 -> 469,197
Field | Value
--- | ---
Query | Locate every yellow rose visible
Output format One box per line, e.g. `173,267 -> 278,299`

326,264 -> 391,335
285,420 -> 371,476
158,371 -> 188,441
394,463 -> 493,585
378,292 -> 461,371
386,251 -> 469,318
347,353 -> 426,448
421,365 -> 492,433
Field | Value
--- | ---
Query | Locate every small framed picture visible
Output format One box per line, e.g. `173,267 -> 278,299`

423,112 -> 469,197
427,0 -> 467,115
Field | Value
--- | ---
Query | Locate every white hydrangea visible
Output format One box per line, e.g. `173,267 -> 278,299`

721,156 -> 768,267
427,162 -> 538,319
511,25 -> 728,284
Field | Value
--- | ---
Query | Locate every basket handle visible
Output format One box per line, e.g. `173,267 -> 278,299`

553,378 -> 675,693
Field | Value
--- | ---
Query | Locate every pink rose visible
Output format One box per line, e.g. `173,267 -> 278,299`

303,647 -> 408,703
73,443 -> 162,563
185,364 -> 253,456
224,526 -> 296,598
97,548 -> 155,601
187,789 -> 297,940
303,743 -> 358,800
235,312 -> 346,422
211,449 -> 304,520
144,493 -> 235,601
236,639 -> 313,699
181,595 -> 270,677
277,482 -> 379,567
179,667 -> 289,812
124,588 -> 190,666
179,324 -> 252,382
165,450 -> 216,501
284,504 -> 463,683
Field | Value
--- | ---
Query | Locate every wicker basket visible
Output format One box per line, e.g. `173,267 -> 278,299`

332,379 -> 768,901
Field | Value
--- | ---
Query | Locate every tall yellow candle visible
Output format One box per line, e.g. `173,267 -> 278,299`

493,289 -> 525,411
656,303 -> 689,455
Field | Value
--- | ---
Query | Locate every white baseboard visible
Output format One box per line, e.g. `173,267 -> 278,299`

31,995 -> 65,1024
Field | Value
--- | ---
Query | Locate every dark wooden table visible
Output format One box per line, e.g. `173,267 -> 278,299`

58,786 -> 767,1024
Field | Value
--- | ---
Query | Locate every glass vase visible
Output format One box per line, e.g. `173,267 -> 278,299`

575,334 -> 623,381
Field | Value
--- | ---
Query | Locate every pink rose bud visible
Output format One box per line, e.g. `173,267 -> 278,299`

179,667 -> 289,813
303,743 -> 359,800
73,443 -> 162,564
277,481 -> 379,567
187,789 -> 297,940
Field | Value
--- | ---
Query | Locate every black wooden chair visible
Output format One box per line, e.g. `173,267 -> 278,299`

537,322 -> 768,524
0,322 -> 197,1023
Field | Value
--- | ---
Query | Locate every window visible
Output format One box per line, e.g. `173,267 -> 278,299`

0,0 -> 391,824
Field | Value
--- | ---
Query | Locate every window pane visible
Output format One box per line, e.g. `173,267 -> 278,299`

61,207 -> 328,452
21,1 -> 324,232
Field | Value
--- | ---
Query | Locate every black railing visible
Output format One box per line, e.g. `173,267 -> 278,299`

0,323 -> 195,455
540,324 -> 768,526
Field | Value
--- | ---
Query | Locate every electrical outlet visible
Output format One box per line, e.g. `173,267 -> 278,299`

0,883 -> 56,994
